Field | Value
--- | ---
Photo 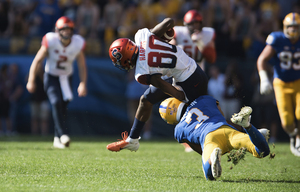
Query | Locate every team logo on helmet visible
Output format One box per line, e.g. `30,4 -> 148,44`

111,48 -> 122,62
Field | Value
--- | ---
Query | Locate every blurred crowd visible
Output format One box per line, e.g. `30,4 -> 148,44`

1,0 -> 299,142
0,0 -> 299,57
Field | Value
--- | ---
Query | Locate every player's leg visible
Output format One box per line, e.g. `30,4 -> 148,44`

230,106 -> 270,157
44,73 -> 69,148
273,78 -> 299,156
292,79 -> 300,156
106,78 -> 172,152
176,64 -> 208,103
202,128 -> 229,180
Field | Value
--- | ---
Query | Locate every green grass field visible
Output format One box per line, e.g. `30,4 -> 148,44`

1,136 -> 299,192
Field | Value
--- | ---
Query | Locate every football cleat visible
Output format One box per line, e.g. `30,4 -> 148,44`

60,134 -> 71,147
53,136 -> 65,149
258,128 -> 270,143
210,148 -> 222,179
106,131 -> 140,152
230,106 -> 252,128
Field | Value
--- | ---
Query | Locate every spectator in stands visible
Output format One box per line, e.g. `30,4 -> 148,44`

205,0 -> 232,55
8,63 -> 23,134
102,0 -> 123,50
76,0 -> 100,39
0,64 -> 13,136
32,0 -> 61,36
59,0 -> 81,22
222,61 -> 243,120
228,0 -> 257,59
0,1 -> 11,37
118,2 -> 144,40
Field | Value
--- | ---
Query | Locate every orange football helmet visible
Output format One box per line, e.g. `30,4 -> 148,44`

184,10 -> 202,25
283,12 -> 300,39
55,16 -> 74,39
55,16 -> 74,30
159,97 -> 186,125
109,38 -> 139,71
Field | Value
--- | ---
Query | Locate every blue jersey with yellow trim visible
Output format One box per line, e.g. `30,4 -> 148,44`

174,95 -> 236,148
266,31 -> 300,82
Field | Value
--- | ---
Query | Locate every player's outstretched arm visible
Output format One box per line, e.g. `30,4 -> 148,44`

26,45 -> 47,93
150,18 -> 175,38
257,45 -> 275,95
76,51 -> 88,97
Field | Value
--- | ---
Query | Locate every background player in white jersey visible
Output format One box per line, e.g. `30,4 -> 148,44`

26,16 -> 88,149
159,96 -> 270,180
257,12 -> 300,157
107,17 -> 209,152
170,10 -> 216,71
170,9 -> 216,152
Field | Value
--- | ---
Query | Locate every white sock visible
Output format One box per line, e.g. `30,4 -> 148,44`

289,128 -> 298,137
126,137 -> 139,143
295,137 -> 300,148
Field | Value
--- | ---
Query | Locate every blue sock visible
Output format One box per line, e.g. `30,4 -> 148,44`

129,118 -> 145,139
244,125 -> 270,157
202,159 -> 214,180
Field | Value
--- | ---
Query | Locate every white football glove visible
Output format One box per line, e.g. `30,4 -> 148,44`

259,70 -> 273,95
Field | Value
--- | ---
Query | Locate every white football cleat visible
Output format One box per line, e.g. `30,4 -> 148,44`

60,135 -> 71,147
53,136 -> 65,149
258,128 -> 270,142
210,148 -> 222,179
230,106 -> 252,128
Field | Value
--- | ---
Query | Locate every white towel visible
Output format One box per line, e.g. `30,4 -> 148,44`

59,75 -> 73,101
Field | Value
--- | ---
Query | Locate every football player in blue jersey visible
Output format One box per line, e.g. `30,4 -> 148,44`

257,12 -> 300,157
159,96 -> 270,180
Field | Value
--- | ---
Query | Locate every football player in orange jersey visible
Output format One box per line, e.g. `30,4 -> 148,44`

27,16 -> 88,149
257,12 -> 300,157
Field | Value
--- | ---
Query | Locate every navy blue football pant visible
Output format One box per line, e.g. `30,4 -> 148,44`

44,73 -> 72,137
144,64 -> 208,104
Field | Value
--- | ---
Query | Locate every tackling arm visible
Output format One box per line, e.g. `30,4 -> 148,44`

26,45 -> 48,93
76,51 -> 88,97
257,45 -> 275,95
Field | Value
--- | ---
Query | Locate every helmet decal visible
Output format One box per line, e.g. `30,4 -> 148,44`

111,48 -> 123,62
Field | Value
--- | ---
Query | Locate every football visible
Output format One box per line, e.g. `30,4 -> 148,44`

161,28 -> 175,42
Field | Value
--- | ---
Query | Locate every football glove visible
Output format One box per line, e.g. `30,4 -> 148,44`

259,70 -> 273,95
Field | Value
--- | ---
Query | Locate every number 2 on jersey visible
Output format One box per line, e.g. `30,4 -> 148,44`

56,55 -> 67,70
148,35 -> 177,68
